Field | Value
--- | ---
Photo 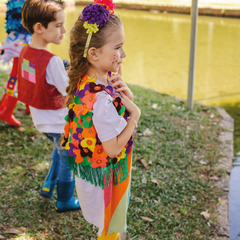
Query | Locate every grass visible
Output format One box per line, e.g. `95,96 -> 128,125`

0,70 -> 225,239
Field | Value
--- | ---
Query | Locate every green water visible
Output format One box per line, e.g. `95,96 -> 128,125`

1,6 -> 240,152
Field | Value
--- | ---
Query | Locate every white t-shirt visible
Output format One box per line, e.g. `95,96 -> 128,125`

92,81 -> 127,142
29,56 -> 68,134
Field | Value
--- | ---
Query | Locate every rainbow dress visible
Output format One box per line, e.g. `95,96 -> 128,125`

62,75 -> 133,235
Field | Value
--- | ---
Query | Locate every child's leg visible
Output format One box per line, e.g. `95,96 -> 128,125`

97,230 -> 120,240
51,133 -> 80,212
0,57 -> 21,126
39,146 -> 60,199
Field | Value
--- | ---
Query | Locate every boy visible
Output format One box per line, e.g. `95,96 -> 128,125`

17,0 -> 80,212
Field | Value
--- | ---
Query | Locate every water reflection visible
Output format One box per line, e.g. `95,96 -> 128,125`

1,6 -> 240,106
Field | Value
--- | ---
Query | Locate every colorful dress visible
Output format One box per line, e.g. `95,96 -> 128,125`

63,75 -> 133,236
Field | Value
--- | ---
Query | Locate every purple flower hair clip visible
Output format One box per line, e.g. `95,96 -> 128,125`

81,0 -> 116,58
82,3 -> 110,28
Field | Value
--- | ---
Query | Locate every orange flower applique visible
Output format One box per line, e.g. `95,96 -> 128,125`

93,145 -> 107,159
75,150 -> 83,163
82,92 -> 96,109
82,126 -> 97,139
91,156 -> 107,168
74,103 -> 84,116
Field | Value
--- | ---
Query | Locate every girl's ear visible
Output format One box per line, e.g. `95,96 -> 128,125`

88,47 -> 99,61
33,22 -> 44,34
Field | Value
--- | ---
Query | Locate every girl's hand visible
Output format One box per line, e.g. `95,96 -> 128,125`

120,92 -> 141,122
109,66 -> 133,101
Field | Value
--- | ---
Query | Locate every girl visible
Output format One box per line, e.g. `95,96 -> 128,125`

62,0 -> 141,239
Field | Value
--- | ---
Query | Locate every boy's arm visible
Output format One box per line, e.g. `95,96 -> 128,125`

46,56 -> 69,96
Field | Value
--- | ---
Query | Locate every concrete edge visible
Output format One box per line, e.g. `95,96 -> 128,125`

75,1 -> 240,18
215,106 -> 233,240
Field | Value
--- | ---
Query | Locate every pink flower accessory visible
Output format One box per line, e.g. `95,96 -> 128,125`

94,0 -> 116,13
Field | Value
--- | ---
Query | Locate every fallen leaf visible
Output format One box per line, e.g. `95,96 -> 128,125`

187,126 -> 191,131
22,182 -> 27,191
210,176 -> 219,181
152,103 -> 158,109
142,178 -> 147,183
18,127 -> 25,132
159,128 -> 166,132
199,160 -> 208,165
148,160 -> 152,165
7,142 -> 14,146
143,128 -> 152,136
4,228 -> 22,235
218,197 -> 226,205
139,159 -> 149,169
159,215 -> 167,219
200,210 -> 210,219
210,113 -> 215,119
150,179 -> 159,185
195,230 -> 200,235
201,107 -> 209,112
200,125 -> 204,129
152,199 -> 158,204
140,216 -> 154,222
31,136 -> 35,141
136,197 -> 143,202
132,166 -> 138,170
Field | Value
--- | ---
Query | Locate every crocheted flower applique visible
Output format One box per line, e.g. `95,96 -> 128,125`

81,138 -> 97,152
81,112 -> 93,128
72,127 -> 84,143
116,147 -> 126,162
89,82 -> 105,93
91,156 -> 108,168
93,145 -> 108,159
125,138 -> 133,154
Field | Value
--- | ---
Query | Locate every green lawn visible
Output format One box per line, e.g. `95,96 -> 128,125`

0,70 -> 225,239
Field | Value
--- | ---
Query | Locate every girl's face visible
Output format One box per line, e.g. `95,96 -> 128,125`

97,25 -> 126,74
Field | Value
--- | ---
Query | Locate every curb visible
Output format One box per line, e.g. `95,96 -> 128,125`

215,107 -> 233,239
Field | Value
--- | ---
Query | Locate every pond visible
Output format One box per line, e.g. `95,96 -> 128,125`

1,6 -> 240,153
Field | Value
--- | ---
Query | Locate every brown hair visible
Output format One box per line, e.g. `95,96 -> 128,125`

66,14 -> 122,107
22,0 -> 65,34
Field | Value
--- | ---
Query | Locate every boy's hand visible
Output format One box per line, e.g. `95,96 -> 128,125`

109,66 -> 133,101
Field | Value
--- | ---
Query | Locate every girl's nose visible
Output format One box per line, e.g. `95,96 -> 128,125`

62,25 -> 66,33
121,48 -> 126,58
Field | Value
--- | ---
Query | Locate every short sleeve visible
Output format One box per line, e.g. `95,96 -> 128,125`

92,92 -> 127,142
46,56 -> 69,96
